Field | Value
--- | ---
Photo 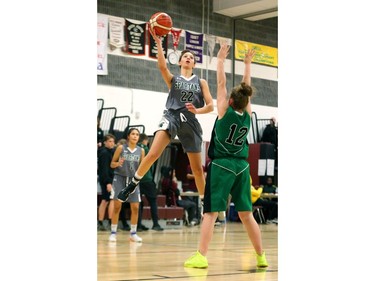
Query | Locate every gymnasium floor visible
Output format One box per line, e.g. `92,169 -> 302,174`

97,222 -> 278,280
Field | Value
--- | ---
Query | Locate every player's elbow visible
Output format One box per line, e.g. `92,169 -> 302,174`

206,102 -> 214,112
217,81 -> 227,92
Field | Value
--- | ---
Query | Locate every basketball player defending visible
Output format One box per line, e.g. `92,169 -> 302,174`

184,43 -> 268,268
117,26 -> 214,212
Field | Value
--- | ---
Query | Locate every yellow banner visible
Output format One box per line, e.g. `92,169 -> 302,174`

235,40 -> 278,67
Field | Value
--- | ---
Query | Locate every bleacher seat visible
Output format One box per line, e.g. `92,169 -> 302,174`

141,195 -> 184,220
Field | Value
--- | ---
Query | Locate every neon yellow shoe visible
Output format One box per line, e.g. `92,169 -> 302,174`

256,251 -> 269,268
184,267 -> 208,280
184,251 -> 208,268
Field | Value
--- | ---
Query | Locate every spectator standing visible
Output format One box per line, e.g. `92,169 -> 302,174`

97,117 -> 104,149
97,134 -> 116,231
137,133 -> 164,231
261,117 -> 277,146
261,117 -> 278,168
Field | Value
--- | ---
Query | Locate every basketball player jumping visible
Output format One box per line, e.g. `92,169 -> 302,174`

117,26 -> 214,211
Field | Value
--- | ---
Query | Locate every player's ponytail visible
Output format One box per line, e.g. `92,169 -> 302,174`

239,82 -> 252,98
230,82 -> 253,110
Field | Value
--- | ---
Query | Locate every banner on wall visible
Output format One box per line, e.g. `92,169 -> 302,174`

97,13 -> 108,75
125,19 -> 146,55
216,36 -> 230,46
167,28 -> 182,64
108,16 -> 125,50
149,30 -> 168,59
206,34 -> 216,63
235,40 -> 278,67
170,28 -> 182,51
184,30 -> 203,64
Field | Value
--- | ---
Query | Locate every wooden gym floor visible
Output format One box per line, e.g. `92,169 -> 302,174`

97,222 -> 278,281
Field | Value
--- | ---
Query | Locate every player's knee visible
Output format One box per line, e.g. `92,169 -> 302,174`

146,150 -> 161,162
191,166 -> 204,177
238,211 -> 251,222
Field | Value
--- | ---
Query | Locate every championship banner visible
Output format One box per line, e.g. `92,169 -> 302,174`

149,30 -> 168,59
206,34 -> 216,63
184,30 -> 203,64
235,39 -> 278,67
97,13 -> 108,75
170,28 -> 182,51
125,19 -> 146,55
216,36 -> 229,45
108,16 -> 125,50
167,28 -> 182,64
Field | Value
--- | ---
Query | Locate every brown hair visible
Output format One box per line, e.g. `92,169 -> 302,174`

117,138 -> 126,145
230,82 -> 253,111
179,50 -> 196,64
138,133 -> 148,143
127,128 -> 140,136
103,134 -> 115,142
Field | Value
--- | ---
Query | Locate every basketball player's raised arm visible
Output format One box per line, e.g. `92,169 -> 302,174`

149,27 -> 173,89
216,43 -> 230,119
242,48 -> 256,115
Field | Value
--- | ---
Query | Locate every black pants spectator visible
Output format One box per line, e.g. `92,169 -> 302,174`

138,181 -> 160,227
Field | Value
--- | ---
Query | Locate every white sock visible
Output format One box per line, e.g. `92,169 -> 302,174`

111,224 -> 118,234
133,172 -> 143,184
130,224 -> 137,235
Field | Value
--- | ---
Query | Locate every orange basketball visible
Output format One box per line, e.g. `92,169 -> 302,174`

149,12 -> 173,37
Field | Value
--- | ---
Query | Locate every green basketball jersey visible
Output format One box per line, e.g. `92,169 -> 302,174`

208,106 -> 251,160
